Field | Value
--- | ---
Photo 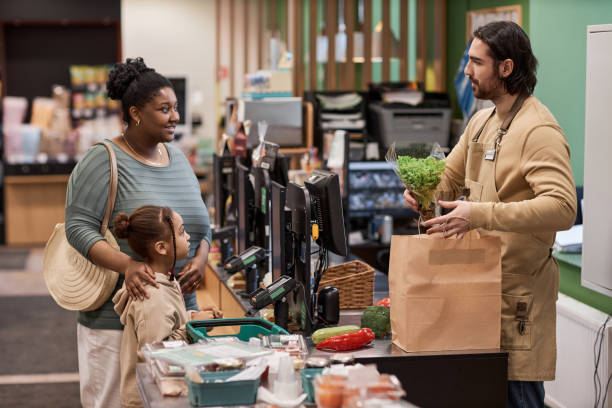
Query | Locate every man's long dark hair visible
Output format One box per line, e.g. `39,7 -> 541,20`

473,21 -> 538,96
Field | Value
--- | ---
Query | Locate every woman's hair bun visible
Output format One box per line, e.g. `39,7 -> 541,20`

106,57 -> 155,100
113,213 -> 130,239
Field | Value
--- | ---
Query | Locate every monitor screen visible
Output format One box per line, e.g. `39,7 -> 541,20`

270,154 -> 290,187
213,154 -> 236,228
241,98 -> 303,147
304,170 -> 348,257
286,182 -> 313,334
270,181 -> 287,281
236,162 -> 255,254
251,168 -> 270,256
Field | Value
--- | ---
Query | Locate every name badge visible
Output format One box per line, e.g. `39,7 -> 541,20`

484,149 -> 496,161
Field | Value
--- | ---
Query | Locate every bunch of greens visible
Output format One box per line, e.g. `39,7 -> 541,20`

397,155 -> 446,212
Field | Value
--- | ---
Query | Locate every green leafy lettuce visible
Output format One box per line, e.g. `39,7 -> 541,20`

397,155 -> 446,211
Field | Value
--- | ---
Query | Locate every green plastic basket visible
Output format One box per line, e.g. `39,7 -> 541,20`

187,317 -> 289,343
186,370 -> 259,406
301,368 -> 323,403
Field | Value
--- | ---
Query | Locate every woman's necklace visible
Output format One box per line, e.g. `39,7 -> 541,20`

122,132 -> 164,166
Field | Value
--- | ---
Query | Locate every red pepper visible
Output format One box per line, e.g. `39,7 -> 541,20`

316,328 -> 375,351
375,297 -> 390,308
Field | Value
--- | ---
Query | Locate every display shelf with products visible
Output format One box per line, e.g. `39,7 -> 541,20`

305,90 -> 369,152
0,19 -> 121,244
345,160 -> 419,273
70,80 -> 120,122
347,161 -> 418,229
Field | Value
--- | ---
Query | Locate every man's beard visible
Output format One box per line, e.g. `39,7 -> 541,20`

471,77 -> 505,100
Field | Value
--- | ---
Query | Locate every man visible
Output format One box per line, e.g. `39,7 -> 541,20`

403,21 -> 577,407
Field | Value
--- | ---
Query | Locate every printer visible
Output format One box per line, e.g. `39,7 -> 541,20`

368,88 -> 452,150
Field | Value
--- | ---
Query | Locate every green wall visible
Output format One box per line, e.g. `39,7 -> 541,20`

530,0 -> 612,186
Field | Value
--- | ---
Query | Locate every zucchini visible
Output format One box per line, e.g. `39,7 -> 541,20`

311,325 -> 360,344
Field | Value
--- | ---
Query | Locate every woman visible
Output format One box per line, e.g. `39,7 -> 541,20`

65,57 -> 212,408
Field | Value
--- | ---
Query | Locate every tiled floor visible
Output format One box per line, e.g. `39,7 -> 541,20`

0,245 -> 81,407
0,245 -> 210,407
0,247 -> 50,296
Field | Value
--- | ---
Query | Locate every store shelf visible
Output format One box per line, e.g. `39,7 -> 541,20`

4,162 -> 77,176
4,174 -> 69,245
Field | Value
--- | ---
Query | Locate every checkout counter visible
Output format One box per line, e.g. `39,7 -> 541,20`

136,257 -> 508,407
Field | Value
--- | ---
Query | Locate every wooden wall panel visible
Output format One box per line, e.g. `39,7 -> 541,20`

400,0 -> 408,82
244,0 -> 249,75
433,0 -> 446,91
382,0 -> 390,81
416,0 -> 427,86
293,0 -> 304,95
258,0 -> 264,69
309,0 -> 317,90
344,0 -> 355,90
326,0 -> 337,90
363,0 -> 372,90
229,0 -> 235,96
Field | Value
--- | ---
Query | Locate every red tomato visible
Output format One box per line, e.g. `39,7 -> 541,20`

375,297 -> 390,308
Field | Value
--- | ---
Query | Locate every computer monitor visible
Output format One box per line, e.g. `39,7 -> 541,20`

286,182 -> 313,334
240,98 -> 304,147
166,76 -> 191,138
213,154 -> 236,229
252,168 -> 270,253
270,181 -> 287,282
236,163 -> 256,254
304,170 -> 348,257
269,154 -> 290,187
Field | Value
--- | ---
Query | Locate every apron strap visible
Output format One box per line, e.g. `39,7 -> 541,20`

471,94 -> 528,143
472,109 -> 496,142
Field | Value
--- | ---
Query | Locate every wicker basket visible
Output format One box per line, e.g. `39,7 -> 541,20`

319,260 -> 374,309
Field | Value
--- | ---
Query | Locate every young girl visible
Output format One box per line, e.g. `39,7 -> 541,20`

112,205 -> 222,408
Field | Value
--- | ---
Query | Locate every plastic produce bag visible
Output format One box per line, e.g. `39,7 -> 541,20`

385,142 -> 446,221
251,120 -> 279,170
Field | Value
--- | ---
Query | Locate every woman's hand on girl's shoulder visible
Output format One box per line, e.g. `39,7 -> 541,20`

177,256 -> 206,294
124,259 -> 159,301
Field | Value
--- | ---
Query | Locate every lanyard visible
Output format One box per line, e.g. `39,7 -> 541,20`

471,95 -> 528,161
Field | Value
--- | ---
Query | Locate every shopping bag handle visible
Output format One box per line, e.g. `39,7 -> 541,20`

438,216 -> 476,240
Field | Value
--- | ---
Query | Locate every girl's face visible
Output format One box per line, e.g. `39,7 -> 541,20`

171,211 -> 190,260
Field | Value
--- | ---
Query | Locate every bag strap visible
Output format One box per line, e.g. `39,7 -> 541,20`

94,142 -> 118,236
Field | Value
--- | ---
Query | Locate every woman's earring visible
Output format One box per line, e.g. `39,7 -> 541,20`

136,120 -> 141,127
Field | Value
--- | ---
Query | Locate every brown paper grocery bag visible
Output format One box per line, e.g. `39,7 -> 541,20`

389,230 -> 501,352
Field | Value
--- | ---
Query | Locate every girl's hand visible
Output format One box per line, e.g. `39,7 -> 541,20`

191,310 -> 215,320
177,255 -> 206,294
124,259 -> 158,300
201,305 -> 223,319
